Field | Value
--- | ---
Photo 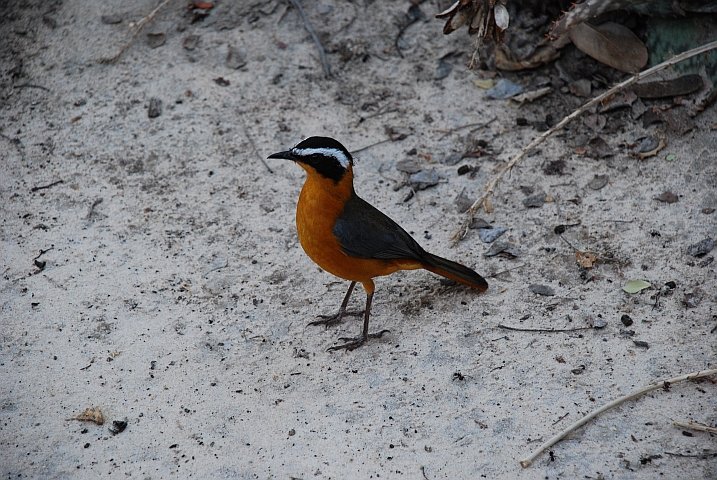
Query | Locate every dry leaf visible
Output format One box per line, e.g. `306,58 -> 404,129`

576,251 -> 597,269
72,406 -> 104,425
484,199 -> 493,213
569,22 -> 647,74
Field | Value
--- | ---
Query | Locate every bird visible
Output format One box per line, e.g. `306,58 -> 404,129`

268,136 -> 488,351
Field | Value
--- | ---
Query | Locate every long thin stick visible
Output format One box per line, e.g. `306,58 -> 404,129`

519,368 -> 717,468
498,324 -> 592,333
673,420 -> 717,434
290,0 -> 331,78
452,39 -> 717,244
100,0 -> 171,63
239,115 -> 274,174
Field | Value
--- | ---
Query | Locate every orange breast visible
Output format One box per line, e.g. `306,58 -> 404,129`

295,168 -> 421,284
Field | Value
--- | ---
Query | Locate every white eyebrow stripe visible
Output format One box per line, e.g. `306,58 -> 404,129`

292,147 -> 351,168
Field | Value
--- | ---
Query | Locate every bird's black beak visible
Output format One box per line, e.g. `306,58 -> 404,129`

267,150 -> 297,161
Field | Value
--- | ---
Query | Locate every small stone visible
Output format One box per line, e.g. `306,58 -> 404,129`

586,136 -> 614,158
146,32 -> 166,49
701,208 -> 715,214
395,159 -> 422,174
454,192 -> 472,212
633,340 -> 649,349
486,78 -> 523,99
478,227 -> 506,243
442,153 -> 462,166
408,170 -> 440,190
683,290 -> 703,308
288,429 -> 296,436
434,60 -> 453,80
529,284 -> 555,296
655,191 -> 678,203
101,14 -> 122,25
183,34 -> 199,50
109,419 -> 128,435
484,241 -> 519,258
636,135 -> 659,153
588,174 -> 609,190
469,217 -> 492,230
569,79 -> 591,97
592,318 -> 607,329
620,315 -> 633,327
523,193 -> 546,208
619,329 -> 635,336
226,45 -> 247,69
687,238 -> 714,257
148,98 -> 162,118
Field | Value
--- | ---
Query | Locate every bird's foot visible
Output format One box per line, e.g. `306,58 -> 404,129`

308,309 -> 364,328
327,330 -> 390,352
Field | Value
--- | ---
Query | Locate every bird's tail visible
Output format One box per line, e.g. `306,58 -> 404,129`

421,253 -> 488,291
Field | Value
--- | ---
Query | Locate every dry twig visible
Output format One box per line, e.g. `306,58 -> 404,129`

452,39 -> 717,244
100,0 -> 171,63
519,368 -> 717,468
498,324 -> 591,333
673,420 -> 717,434
289,0 -> 330,78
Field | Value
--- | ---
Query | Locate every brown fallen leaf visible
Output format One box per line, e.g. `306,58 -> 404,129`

495,44 -> 560,71
569,22 -> 647,74
71,406 -> 104,425
576,251 -> 597,269
188,2 -> 213,9
484,199 -> 493,213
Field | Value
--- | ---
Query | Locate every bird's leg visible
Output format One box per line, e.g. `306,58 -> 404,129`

328,292 -> 390,351
309,281 -> 364,328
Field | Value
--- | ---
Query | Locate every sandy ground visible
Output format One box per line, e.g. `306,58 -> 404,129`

1,1 -> 716,478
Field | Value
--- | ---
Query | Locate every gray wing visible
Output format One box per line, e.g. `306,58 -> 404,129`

332,193 -> 426,261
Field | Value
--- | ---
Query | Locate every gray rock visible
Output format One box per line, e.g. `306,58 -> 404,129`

226,45 -> 247,69
687,237 -> 714,257
146,32 -> 166,49
529,284 -> 555,296
523,193 -> 546,208
408,170 -> 440,190
588,174 -> 609,190
148,98 -> 162,118
486,79 -> 523,99
478,227 -> 506,243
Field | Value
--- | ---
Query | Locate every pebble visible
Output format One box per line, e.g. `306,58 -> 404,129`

183,35 -> 200,51
147,32 -> 166,49
588,174 -> 609,190
469,217 -> 492,230
486,78 -> 523,99
529,284 -> 555,296
478,227 -> 506,243
408,170 -> 440,190
226,45 -> 247,69
523,193 -> 546,208
483,241 -> 519,258
687,237 -> 714,257
148,98 -> 162,118
434,60 -> 452,80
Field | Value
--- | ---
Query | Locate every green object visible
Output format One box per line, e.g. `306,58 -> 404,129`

623,280 -> 652,293
666,153 -> 676,161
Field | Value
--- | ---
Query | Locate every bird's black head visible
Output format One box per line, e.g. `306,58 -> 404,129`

268,136 -> 353,183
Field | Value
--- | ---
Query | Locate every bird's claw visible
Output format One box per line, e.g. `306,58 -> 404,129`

308,309 -> 364,328
327,330 -> 390,352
